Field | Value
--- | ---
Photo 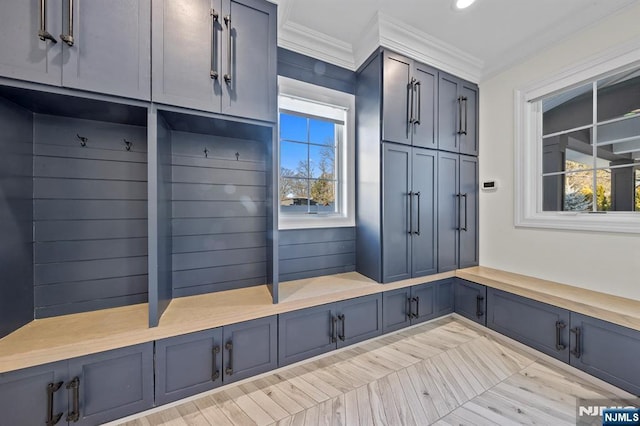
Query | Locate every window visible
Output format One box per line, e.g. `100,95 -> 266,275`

278,77 -> 355,229
515,43 -> 640,233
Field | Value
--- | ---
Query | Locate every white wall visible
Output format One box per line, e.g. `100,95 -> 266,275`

479,4 -> 640,301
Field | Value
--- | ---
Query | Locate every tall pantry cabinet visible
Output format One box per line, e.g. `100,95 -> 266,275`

356,48 -> 479,284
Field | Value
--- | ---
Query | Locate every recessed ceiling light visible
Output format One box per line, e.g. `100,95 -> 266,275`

455,0 -> 476,9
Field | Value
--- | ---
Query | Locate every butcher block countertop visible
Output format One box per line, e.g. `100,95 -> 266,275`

1,266 -> 639,373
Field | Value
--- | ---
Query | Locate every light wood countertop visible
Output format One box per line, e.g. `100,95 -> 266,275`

456,266 -> 640,332
1,266 -> 638,374
0,272 -> 453,373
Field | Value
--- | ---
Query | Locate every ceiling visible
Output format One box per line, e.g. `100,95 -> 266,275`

274,0 -> 638,82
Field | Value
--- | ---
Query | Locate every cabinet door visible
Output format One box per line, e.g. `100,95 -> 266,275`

0,0 -> 62,86
223,315 -> 277,383
336,294 -> 383,348
279,304 -> 336,367
412,282 -> 436,324
459,155 -> 479,269
454,278 -> 486,325
459,82 -> 478,156
382,51 -> 412,145
437,152 -> 459,272
411,62 -> 437,149
62,0 -> 150,100
437,73 -> 460,153
220,0 -> 276,122
382,288 -> 412,334
67,343 -> 154,425
487,289 -> 570,362
382,143 -> 412,282
570,313 -> 640,395
155,328 -> 223,406
435,278 -> 454,316
411,147 -> 438,277
0,361 -> 67,426
152,0 -> 222,112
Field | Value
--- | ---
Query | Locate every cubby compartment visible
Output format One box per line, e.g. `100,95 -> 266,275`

0,84 -> 149,337
149,108 -> 276,325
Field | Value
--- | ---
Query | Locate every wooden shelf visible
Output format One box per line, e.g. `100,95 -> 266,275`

456,266 -> 640,332
2,266 -> 639,374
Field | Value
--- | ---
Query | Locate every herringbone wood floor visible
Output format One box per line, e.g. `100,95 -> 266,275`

115,317 -> 630,426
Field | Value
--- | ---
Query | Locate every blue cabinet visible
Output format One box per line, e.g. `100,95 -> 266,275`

382,144 -> 438,283
152,0 -> 276,121
0,343 -> 153,425
438,72 -> 478,156
454,278 -> 486,325
0,0 -> 151,100
278,294 -> 382,367
383,280 -> 453,334
156,316 -> 277,404
487,288 -> 570,362
569,313 -> 640,396
155,328 -> 224,405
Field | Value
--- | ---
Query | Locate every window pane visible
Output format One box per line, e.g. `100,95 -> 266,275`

597,115 -> 640,157
309,144 -> 335,179
280,141 -> 308,177
309,119 -> 335,145
542,170 -> 594,212
597,66 -> 640,122
280,177 -> 309,214
309,179 -> 336,213
598,164 -> 640,211
542,82 -> 593,135
542,128 -> 592,174
280,113 -> 307,142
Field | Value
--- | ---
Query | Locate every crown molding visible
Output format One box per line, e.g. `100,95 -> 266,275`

278,21 -> 356,70
375,12 -> 483,83
277,10 -> 483,82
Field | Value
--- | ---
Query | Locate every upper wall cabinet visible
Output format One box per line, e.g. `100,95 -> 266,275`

438,72 -> 478,156
0,0 -> 151,101
152,0 -> 277,122
382,51 -> 437,149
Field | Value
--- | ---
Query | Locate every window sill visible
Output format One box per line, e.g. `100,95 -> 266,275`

515,211 -> 640,234
279,215 -> 355,230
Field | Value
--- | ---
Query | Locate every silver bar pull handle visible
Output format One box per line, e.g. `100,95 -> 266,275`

38,0 -> 57,43
414,81 -> 421,126
408,191 -> 413,234
223,15 -> 232,84
60,0 -> 74,46
210,9 -> 219,79
461,193 -> 468,232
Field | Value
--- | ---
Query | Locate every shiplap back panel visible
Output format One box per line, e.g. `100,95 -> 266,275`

171,131 -> 267,297
279,227 -> 356,282
33,114 -> 148,318
0,98 -> 34,337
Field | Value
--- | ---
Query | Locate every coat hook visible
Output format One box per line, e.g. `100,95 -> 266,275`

235,152 -> 240,161
123,139 -> 133,151
77,134 -> 88,147
204,147 -> 209,158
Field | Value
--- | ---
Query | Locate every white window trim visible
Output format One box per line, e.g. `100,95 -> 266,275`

278,76 -> 356,230
514,37 -> 640,234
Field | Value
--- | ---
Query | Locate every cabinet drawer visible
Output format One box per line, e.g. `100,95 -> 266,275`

487,289 -> 570,362
279,304 -> 336,367
155,328 -> 223,405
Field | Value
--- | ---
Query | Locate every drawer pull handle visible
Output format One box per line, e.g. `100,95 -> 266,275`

210,9 -> 219,79
38,0 -> 57,43
476,295 -> 484,318
555,321 -> 567,351
225,342 -> 233,375
331,316 -> 337,343
570,327 -> 582,359
66,377 -> 80,423
46,381 -> 63,426
212,345 -> 220,381
338,314 -> 345,341
60,0 -> 74,46
223,15 -> 232,84
413,296 -> 420,318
